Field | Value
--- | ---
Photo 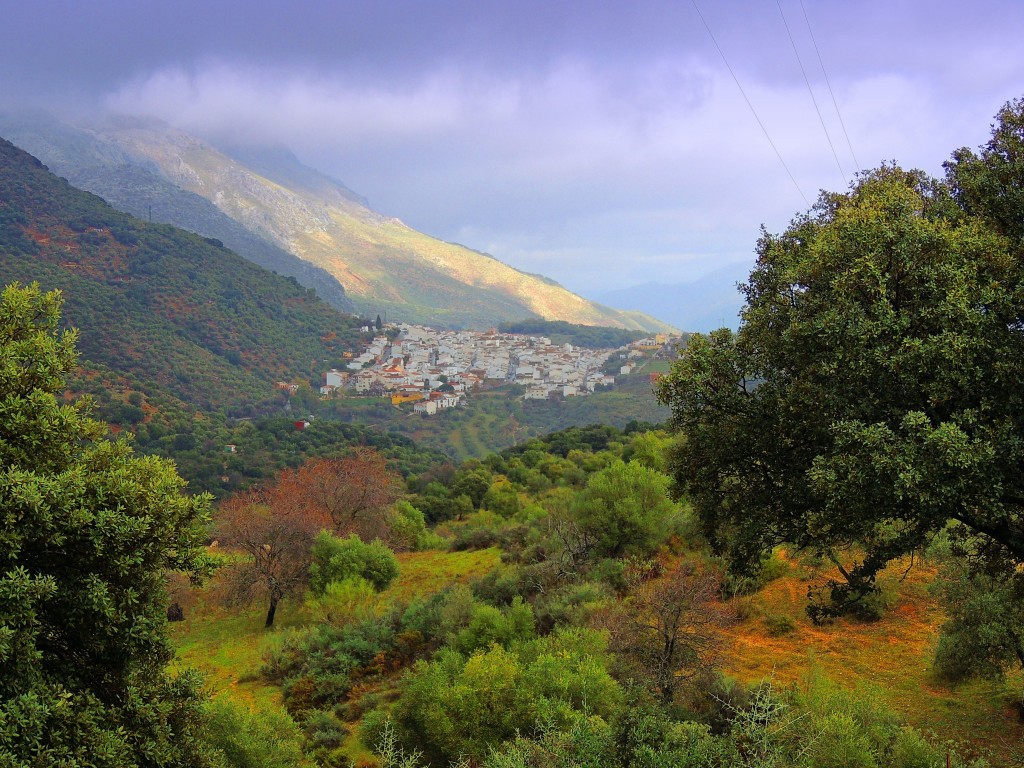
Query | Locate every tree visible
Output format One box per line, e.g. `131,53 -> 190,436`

292,450 -> 403,539
657,157 -> 1023,619
602,562 -> 730,705
933,552 -> 1024,683
946,96 -> 1024,245
0,283 -> 216,766
215,479 -> 327,627
570,460 -> 678,560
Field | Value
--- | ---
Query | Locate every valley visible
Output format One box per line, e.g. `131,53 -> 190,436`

5,94 -> 1024,768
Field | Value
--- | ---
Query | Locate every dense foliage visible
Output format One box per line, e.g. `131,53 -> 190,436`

309,532 -> 399,594
658,103 -> 1024,621
0,283 -> 216,766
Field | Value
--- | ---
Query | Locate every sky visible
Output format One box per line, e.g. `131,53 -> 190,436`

3,1 -> 1023,300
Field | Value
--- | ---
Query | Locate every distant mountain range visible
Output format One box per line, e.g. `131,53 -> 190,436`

1,112 -> 673,333
595,262 -> 751,333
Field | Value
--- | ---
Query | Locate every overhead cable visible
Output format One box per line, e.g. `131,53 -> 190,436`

776,0 -> 847,187
799,0 -> 860,172
690,0 -> 810,207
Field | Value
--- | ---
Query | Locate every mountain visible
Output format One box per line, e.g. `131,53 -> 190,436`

595,261 -> 752,333
0,135 -> 366,417
0,112 -> 354,312
3,112 -> 672,332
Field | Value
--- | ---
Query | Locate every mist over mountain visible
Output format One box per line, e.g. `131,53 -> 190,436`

0,111 -> 355,312
1,111 -> 673,333
595,261 -> 750,333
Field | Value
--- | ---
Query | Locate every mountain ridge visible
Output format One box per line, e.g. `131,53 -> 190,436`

3,111 -> 674,332
0,111 -> 355,312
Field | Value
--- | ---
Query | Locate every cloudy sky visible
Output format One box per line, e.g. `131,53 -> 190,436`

3,1 -> 1023,300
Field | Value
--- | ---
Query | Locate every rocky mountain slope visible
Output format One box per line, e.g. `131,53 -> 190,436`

3,113 -> 673,332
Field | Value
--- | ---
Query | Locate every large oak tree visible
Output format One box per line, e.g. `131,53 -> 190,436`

658,102 -> 1024,621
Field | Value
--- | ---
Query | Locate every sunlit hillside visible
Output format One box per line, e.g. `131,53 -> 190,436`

28,115 -> 675,332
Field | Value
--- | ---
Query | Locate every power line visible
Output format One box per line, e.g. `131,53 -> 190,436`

690,0 -> 810,207
799,0 -> 860,172
776,0 -> 847,187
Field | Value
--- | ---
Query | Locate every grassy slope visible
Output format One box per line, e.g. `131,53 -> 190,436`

173,542 -> 1024,764
721,553 -> 1024,763
171,548 -> 502,709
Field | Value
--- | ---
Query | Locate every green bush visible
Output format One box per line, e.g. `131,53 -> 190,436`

387,500 -> 429,551
302,710 -> 349,764
204,697 -> 305,768
263,618 -> 399,715
306,576 -> 384,627
532,580 -> 613,633
763,614 -> 796,637
452,596 -> 536,655
389,628 -> 621,765
569,460 -> 678,560
309,531 -> 399,594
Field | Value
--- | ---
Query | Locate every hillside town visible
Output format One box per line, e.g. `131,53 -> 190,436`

319,324 -> 672,415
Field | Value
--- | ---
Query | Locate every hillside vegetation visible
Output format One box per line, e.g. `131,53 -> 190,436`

167,424 -> 1019,767
0,136 -> 367,417
4,113 -> 673,331
0,111 -> 355,311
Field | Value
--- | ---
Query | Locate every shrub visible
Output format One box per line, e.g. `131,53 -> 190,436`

453,597 -> 536,655
387,500 -> 429,551
306,576 -> 385,627
204,697 -> 305,768
532,580 -> 613,634
263,618 -> 400,715
309,531 -> 399,594
390,628 -> 621,764
763,614 -> 796,637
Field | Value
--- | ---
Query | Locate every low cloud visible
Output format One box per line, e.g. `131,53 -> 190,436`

100,7 -> 1023,296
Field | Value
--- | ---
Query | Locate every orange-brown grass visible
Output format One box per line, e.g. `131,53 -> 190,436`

721,552 -> 1024,763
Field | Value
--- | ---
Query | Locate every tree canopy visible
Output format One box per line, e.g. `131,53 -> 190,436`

0,283 -> 216,766
658,101 -> 1024,620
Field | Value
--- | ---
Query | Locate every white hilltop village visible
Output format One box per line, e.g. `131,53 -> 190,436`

318,324 -> 675,416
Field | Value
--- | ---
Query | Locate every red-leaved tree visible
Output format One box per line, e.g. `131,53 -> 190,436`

213,449 -> 403,626
215,483 -> 328,627
291,448 -> 403,539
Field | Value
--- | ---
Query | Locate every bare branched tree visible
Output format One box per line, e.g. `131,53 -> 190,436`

215,485 -> 328,627
599,562 -> 733,704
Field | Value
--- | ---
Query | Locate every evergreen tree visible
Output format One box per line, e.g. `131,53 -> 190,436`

0,283 -> 217,766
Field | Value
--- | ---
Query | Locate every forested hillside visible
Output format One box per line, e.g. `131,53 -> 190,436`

0,136 -> 367,416
0,112 -> 355,311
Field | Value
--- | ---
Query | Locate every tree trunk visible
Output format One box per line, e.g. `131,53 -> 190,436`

265,595 -> 279,627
